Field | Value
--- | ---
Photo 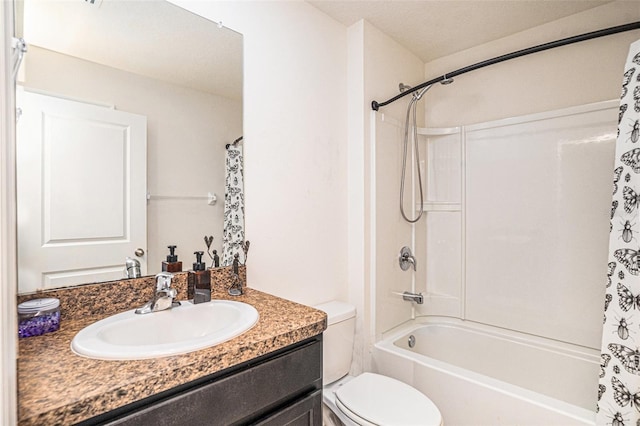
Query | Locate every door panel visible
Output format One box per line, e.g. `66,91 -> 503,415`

45,114 -> 126,241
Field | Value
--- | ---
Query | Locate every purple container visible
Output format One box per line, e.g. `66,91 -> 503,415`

18,298 -> 61,338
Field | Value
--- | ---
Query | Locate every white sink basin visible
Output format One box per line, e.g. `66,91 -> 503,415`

71,300 -> 259,360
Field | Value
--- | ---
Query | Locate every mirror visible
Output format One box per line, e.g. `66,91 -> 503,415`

15,0 -> 243,294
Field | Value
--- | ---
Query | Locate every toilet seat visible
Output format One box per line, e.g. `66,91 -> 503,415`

334,373 -> 442,426
335,398 -> 377,426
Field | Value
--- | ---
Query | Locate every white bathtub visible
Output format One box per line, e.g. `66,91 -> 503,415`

372,317 -> 599,425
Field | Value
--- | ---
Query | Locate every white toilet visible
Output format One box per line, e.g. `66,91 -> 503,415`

316,301 -> 443,426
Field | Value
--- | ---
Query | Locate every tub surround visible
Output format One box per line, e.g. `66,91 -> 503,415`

17,269 -> 326,425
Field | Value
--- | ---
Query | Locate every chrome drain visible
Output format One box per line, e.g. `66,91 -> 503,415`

408,335 -> 416,348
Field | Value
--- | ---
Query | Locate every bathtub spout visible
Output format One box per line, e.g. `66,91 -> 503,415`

403,291 -> 424,304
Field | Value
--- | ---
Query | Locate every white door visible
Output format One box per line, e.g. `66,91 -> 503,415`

16,89 -> 147,292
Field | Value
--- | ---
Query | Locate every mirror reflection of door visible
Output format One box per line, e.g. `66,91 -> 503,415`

17,88 -> 147,292
15,0 -> 243,290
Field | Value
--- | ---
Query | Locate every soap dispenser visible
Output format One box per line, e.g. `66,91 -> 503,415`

188,251 -> 211,303
162,245 -> 182,272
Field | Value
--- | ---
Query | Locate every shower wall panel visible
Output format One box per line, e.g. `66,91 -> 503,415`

417,131 -> 463,318
465,102 -> 616,349
425,132 -> 461,204
420,211 -> 462,317
373,113 -> 413,335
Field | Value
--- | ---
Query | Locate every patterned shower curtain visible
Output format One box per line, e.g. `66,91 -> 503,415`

221,145 -> 245,266
598,39 -> 640,423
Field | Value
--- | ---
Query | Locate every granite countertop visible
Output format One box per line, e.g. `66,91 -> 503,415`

18,285 -> 326,425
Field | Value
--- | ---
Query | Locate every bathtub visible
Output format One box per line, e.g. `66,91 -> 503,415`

372,317 -> 599,425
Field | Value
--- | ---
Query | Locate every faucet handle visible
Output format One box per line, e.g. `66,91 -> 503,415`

155,272 -> 174,291
399,246 -> 417,271
135,273 -> 178,314
158,287 -> 177,299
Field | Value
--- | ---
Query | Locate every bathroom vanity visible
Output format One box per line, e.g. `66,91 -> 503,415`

87,336 -> 322,425
17,279 -> 326,425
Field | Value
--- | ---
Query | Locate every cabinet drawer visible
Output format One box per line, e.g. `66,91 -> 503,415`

104,338 -> 322,426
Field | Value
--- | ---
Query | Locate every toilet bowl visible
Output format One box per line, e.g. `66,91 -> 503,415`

316,301 -> 442,426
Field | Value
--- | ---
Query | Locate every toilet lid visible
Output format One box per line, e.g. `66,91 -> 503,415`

335,373 -> 442,426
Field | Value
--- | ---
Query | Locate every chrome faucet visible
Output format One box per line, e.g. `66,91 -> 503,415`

135,272 -> 180,314
124,256 -> 141,278
402,291 -> 424,304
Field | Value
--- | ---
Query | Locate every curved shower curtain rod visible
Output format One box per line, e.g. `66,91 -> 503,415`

371,21 -> 640,111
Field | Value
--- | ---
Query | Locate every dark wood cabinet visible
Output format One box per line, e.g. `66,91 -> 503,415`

78,335 -> 323,426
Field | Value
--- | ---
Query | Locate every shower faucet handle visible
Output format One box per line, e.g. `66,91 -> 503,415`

399,246 -> 416,271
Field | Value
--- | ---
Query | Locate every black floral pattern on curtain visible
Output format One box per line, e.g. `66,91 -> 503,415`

222,145 -> 244,266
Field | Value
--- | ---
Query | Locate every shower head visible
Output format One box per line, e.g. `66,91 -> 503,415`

399,83 -> 412,93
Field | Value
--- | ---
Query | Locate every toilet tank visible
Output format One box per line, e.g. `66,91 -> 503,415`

315,301 -> 356,385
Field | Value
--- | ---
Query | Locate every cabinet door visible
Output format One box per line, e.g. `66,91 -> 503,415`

254,390 -> 322,426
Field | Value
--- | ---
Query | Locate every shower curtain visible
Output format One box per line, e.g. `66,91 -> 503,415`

221,144 -> 245,266
598,38 -> 640,423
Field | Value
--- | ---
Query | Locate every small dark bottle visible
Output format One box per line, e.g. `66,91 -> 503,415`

162,245 -> 182,272
188,251 -> 211,303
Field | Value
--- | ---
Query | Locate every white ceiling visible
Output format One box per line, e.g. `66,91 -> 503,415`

308,0 -> 615,62
21,0 -> 623,99
21,0 -> 243,100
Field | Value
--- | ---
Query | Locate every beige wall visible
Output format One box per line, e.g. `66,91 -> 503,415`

20,46 -> 242,278
348,20 -> 425,373
424,1 -> 640,127
170,1 -> 349,305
